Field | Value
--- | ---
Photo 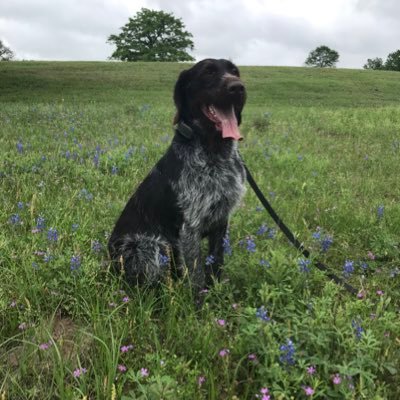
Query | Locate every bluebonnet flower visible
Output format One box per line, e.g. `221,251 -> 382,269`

47,228 -> 58,242
256,224 -> 268,235
255,306 -> 270,322
91,240 -> 102,253
351,319 -> 364,340
65,150 -> 71,160
16,141 -> 23,154
279,339 -> 296,366
205,255 -> 215,265
343,260 -> 354,277
93,152 -> 100,167
72,223 -> 79,232
17,201 -> 24,209
222,233 -> 232,255
125,147 -> 135,160
298,258 -> 311,273
111,165 -> 118,175
260,259 -> 271,268
43,253 -> 53,263
80,189 -> 93,201
32,262 -> 39,269
246,237 -> 256,253
9,213 -> 21,225
321,236 -> 333,252
158,253 -> 169,266
36,215 -> 46,231
377,205 -> 384,219
267,228 -> 276,239
70,255 -> 81,271
360,261 -> 368,272
312,228 -> 322,240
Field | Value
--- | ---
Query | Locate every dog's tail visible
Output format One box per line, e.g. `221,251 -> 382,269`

108,234 -> 170,285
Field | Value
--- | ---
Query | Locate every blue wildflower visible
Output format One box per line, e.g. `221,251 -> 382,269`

205,255 -> 215,266
9,213 -> 21,225
222,234 -> 232,256
93,152 -> 100,167
351,319 -> 364,340
72,223 -> 79,232
17,202 -> 24,209
43,253 -> 53,263
343,260 -> 354,277
256,224 -> 268,235
47,228 -> 58,242
159,253 -> 169,267
111,165 -> 118,175
255,306 -> 270,322
246,238 -> 256,253
16,141 -> 23,154
91,240 -> 102,253
260,259 -> 271,268
36,215 -> 46,231
279,339 -> 296,366
70,255 -> 81,271
377,205 -> 384,220
321,236 -> 333,252
80,189 -> 93,201
298,258 -> 311,273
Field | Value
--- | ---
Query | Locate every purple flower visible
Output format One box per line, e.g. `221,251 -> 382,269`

140,368 -> 149,377
222,234 -> 232,255
17,201 -> 24,209
321,236 -> 333,252
352,319 -> 364,340
219,348 -> 230,357
256,224 -> 268,235
260,259 -> 271,268
332,373 -> 341,385
111,165 -> 118,175
246,237 -> 256,253
120,344 -> 134,353
307,365 -> 316,375
303,386 -> 315,396
39,342 -> 52,350
118,364 -> 127,373
47,228 -> 58,242
16,141 -> 23,153
35,215 -> 46,231
343,260 -> 354,277
376,290 -> 384,296
248,353 -> 257,362
73,367 -> 87,378
197,375 -> 206,386
377,205 -> 384,219
122,296 -> 130,303
216,319 -> 226,327
91,240 -> 102,253
9,213 -> 21,225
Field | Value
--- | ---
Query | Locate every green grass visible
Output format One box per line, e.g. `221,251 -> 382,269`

1,61 -> 400,399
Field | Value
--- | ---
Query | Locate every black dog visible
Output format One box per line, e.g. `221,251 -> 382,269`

108,59 -> 247,291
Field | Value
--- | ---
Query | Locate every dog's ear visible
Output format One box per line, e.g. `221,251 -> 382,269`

173,69 -> 190,124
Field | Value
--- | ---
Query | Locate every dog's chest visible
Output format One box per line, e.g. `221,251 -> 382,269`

175,147 -> 246,230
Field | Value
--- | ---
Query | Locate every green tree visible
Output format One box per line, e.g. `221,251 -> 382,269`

305,45 -> 339,68
363,57 -> 384,70
384,49 -> 400,71
107,8 -> 195,62
0,40 -> 14,61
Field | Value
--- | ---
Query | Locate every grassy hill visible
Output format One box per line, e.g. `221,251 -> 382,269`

1,62 -> 400,399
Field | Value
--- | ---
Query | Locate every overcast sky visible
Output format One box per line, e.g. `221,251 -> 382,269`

1,0 -> 399,68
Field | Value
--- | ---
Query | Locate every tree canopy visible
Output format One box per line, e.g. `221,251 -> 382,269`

107,8 -> 195,62
305,45 -> 339,68
0,40 -> 14,61
363,50 -> 400,71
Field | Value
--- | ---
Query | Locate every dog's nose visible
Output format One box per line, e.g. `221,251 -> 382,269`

227,81 -> 245,96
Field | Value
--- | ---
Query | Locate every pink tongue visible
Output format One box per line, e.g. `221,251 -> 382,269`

214,107 -> 243,141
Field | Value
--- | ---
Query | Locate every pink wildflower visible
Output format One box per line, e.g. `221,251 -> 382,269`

219,348 -> 230,357
332,373 -> 342,385
303,386 -> 315,396
140,368 -> 149,377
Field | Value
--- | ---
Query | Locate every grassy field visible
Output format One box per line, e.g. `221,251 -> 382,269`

1,61 -> 400,399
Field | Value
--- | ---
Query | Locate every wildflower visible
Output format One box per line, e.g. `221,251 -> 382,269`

205,255 -> 215,265
93,152 -> 100,167
117,364 -> 127,373
140,368 -> 149,377
35,215 -> 46,231
256,224 -> 268,235
343,260 -> 354,277
122,296 -> 130,303
70,255 -> 81,271
10,301 -> 17,308
360,261 -> 368,271
376,290 -> 384,296
222,234 -> 232,255
79,188 -> 93,201
232,303 -> 238,310
246,237 -> 256,253
357,291 -> 365,299
47,228 -> 58,242
367,251 -> 375,260
17,201 -> 24,209
279,339 -> 296,366
332,373 -> 341,385
120,344 -> 134,353
16,140 -> 23,153
43,253 -> 53,263
73,367 -> 87,378
197,375 -> 206,386
377,205 -> 384,219
248,353 -> 257,361
255,306 -> 270,322
39,342 -> 52,350
260,259 -> 271,268
216,319 -> 226,327
72,223 -> 79,231
111,165 -> 118,175
91,240 -> 102,253
321,236 -> 333,252
352,319 -> 364,340
298,258 -> 311,273
258,387 -> 270,400
219,348 -> 230,357
307,365 -> 316,375
9,213 -> 21,225
18,322 -> 27,330
303,386 -> 315,396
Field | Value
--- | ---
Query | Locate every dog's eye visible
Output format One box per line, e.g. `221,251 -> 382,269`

231,67 -> 240,76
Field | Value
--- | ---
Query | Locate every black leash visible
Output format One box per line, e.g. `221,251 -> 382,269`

244,165 -> 358,296
175,121 -> 358,295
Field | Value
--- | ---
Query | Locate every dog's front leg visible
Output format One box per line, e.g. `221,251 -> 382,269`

206,221 -> 228,286
180,225 -> 204,291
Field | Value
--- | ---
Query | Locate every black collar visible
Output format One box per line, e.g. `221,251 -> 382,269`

174,121 -> 194,140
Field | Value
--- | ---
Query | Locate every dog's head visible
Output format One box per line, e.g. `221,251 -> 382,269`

173,59 -> 246,141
